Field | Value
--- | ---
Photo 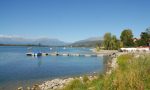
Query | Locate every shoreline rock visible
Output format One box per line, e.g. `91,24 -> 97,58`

38,78 -> 74,90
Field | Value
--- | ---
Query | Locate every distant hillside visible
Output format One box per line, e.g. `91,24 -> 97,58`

0,35 -> 68,46
0,35 -> 103,47
70,37 -> 103,47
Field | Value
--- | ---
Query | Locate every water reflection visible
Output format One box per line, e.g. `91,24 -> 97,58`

37,57 -> 42,67
30,56 -> 43,67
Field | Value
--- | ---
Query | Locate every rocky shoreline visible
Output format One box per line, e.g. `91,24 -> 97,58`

17,75 -> 98,90
105,52 -> 121,75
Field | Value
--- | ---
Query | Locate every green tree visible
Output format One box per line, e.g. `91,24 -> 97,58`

96,43 -> 101,51
103,33 -> 120,50
110,35 -> 118,50
146,27 -> 150,46
120,29 -> 134,47
103,33 -> 112,50
135,39 -> 142,47
135,27 -> 150,47
119,41 -> 123,48
139,32 -> 150,46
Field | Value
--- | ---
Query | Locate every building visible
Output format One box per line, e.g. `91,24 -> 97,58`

120,47 -> 150,52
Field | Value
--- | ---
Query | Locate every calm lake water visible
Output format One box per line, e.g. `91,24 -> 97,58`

0,46 -> 108,90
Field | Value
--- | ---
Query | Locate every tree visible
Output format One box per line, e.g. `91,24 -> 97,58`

120,29 -> 134,47
146,27 -> 150,46
96,43 -> 102,51
135,27 -> 150,47
139,32 -> 150,46
103,33 -> 112,50
119,41 -> 123,48
110,35 -> 118,50
135,39 -> 142,47
103,33 -> 120,50
134,27 -> 150,47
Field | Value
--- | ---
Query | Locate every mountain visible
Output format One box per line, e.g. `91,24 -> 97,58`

0,35 -> 103,47
0,35 -> 67,46
70,37 -> 103,47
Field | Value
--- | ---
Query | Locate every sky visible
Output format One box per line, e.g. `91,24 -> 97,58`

0,0 -> 150,42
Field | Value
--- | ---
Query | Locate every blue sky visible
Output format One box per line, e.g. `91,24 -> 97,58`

0,0 -> 150,42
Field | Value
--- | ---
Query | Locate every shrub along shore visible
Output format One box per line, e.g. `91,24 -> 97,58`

18,51 -> 150,90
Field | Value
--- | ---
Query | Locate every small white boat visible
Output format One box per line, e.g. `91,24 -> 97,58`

26,52 -> 42,56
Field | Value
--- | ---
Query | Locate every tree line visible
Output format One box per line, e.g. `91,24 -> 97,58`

99,27 -> 150,50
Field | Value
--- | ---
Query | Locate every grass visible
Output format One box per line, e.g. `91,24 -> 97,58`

83,75 -> 89,83
61,53 -> 150,90
62,79 -> 87,90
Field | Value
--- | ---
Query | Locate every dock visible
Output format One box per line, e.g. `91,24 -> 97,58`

26,52 -> 109,57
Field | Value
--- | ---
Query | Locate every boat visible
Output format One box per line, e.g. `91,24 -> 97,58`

26,52 -> 34,56
35,52 -> 42,56
26,52 -> 42,56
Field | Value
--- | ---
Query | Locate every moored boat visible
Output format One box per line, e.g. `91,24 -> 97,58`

26,52 -> 42,56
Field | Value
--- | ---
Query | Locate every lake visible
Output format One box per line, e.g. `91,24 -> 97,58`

0,46 -> 108,90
